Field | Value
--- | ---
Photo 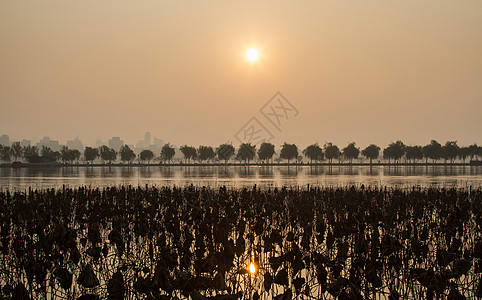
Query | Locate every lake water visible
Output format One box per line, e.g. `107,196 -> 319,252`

1,165 -> 481,190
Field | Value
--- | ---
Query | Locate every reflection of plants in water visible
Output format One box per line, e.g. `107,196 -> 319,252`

100,166 -> 117,178
84,166 -> 99,178
326,166 -> 340,176
22,167 -> 62,178
306,166 -> 324,177
217,166 -> 235,178
60,166 -> 80,178
197,166 -> 217,177
279,166 -> 298,177
139,166 -> 155,178
385,165 -> 403,176
343,166 -> 358,176
237,166 -> 256,178
160,166 -> 175,177
364,166 -> 380,176
1,185 -> 482,299
120,166 -> 136,178
258,166 -> 274,177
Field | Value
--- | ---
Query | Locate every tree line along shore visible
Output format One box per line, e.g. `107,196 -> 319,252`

1,140 -> 481,166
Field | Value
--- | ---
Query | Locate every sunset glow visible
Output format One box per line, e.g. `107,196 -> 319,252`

1,1 -> 482,299
246,48 -> 259,62
0,1 -> 481,148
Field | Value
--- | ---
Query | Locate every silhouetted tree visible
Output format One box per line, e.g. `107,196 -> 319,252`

342,142 -> 360,164
61,146 -> 74,163
442,141 -> 459,163
258,142 -> 276,163
0,145 -> 11,162
324,143 -> 340,165
61,146 -> 68,162
405,145 -> 423,163
72,149 -> 81,162
422,140 -> 442,164
180,145 -> 197,163
383,140 -> 405,164
41,146 -> 60,163
161,143 -> 175,164
280,143 -> 298,164
362,144 -> 380,165
217,143 -> 235,164
458,146 -> 470,163
197,146 -> 215,162
467,144 -> 480,161
119,145 -> 136,163
139,149 -> 154,164
23,145 -> 40,163
10,142 -> 23,161
99,145 -> 117,163
236,143 -> 256,163
84,147 -> 99,164
303,144 -> 323,164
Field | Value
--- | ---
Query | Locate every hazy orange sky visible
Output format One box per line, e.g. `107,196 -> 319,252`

1,1 -> 481,149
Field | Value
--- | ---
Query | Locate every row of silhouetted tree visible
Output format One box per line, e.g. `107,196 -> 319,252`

0,140 -> 481,164
303,140 -> 481,164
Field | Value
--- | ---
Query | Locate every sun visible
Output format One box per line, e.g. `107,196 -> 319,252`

249,262 -> 256,274
246,48 -> 259,62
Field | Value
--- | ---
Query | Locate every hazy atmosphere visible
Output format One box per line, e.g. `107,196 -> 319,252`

1,1 -> 481,148
2,2 -> 482,299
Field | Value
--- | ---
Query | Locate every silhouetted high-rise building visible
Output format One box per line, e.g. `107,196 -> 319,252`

20,140 -> 31,147
94,139 -> 105,148
136,131 -> 152,149
66,137 -> 84,151
108,137 -> 124,152
144,132 -> 151,146
37,136 -> 61,151
0,134 -> 10,146
153,137 -> 163,148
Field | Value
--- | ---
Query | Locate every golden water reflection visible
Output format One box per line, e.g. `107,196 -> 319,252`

0,165 -> 481,190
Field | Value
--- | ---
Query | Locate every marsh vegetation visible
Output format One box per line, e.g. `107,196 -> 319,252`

1,185 -> 482,299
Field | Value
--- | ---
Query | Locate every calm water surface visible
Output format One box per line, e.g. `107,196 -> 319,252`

1,165 -> 481,190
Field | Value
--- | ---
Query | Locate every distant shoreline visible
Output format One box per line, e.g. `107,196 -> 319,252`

1,161 -> 481,168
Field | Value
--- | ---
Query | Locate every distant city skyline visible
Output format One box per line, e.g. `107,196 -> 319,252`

0,132 -> 480,152
0,132 -> 165,149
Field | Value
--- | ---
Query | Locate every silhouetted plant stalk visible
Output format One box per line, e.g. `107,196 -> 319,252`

0,185 -> 481,299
